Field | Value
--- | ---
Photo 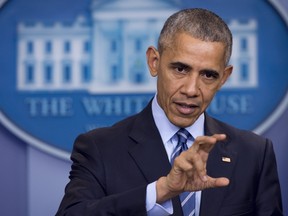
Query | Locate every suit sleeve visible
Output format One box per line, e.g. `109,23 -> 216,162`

55,133 -> 147,216
256,139 -> 283,215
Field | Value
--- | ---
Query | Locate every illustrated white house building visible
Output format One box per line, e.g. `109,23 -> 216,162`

17,0 -> 258,93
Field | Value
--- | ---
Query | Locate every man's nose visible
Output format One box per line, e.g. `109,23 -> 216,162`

181,75 -> 200,97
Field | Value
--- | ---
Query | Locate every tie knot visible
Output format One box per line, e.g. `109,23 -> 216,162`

177,128 -> 191,145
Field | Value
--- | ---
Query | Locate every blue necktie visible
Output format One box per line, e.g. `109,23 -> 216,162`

171,128 -> 196,216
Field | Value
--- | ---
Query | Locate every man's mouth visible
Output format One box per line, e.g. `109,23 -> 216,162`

175,102 -> 199,115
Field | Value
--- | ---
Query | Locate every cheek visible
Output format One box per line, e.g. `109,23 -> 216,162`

200,86 -> 218,104
159,83 -> 174,105
156,77 -> 170,107
157,81 -> 180,112
158,72 -> 177,96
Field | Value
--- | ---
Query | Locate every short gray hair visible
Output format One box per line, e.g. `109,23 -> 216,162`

158,8 -> 233,65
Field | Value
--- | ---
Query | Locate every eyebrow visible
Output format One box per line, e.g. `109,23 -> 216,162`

170,62 -> 220,76
169,62 -> 191,70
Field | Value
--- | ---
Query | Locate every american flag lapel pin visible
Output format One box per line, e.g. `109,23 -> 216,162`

222,157 -> 231,163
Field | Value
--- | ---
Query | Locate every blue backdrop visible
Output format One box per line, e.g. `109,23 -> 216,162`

0,0 -> 287,215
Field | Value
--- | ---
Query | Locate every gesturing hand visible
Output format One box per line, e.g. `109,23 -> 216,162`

156,134 -> 230,203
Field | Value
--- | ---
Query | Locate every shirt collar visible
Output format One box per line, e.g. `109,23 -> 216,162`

151,95 -> 205,143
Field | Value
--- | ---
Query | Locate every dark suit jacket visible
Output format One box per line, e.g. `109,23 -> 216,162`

56,101 -> 283,216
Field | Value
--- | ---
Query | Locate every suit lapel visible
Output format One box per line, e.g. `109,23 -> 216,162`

127,101 -> 171,182
200,114 -> 238,216
127,101 -> 183,215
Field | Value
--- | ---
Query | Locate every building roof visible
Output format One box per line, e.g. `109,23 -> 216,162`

91,0 -> 179,20
91,0 -> 179,12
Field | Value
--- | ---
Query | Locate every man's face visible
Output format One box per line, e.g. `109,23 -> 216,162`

147,33 -> 232,128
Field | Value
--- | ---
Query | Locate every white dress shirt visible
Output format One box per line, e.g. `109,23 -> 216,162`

146,96 -> 204,216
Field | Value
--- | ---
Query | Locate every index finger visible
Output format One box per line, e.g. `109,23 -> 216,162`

211,133 -> 226,141
193,134 -> 226,153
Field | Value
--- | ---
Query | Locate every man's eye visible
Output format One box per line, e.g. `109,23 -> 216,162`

176,67 -> 185,72
203,71 -> 219,79
175,66 -> 188,73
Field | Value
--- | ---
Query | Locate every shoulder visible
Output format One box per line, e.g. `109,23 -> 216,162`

206,114 -> 266,141
70,113 -> 139,163
86,101 -> 153,139
84,114 -> 137,141
205,114 -> 273,153
73,101 -> 154,150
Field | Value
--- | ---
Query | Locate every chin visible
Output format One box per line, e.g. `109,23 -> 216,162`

171,118 -> 196,128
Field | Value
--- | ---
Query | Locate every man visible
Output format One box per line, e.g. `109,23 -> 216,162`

56,8 -> 283,216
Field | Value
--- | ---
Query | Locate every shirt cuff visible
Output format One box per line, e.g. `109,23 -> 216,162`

146,181 -> 173,215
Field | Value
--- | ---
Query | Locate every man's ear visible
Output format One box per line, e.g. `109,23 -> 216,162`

146,46 -> 160,77
219,65 -> 233,89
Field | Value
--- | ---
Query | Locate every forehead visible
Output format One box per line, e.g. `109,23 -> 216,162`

162,33 -> 227,68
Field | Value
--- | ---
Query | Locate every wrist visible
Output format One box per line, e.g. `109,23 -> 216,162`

156,177 -> 179,204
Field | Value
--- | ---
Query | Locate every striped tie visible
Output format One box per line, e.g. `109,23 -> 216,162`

171,128 -> 196,216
